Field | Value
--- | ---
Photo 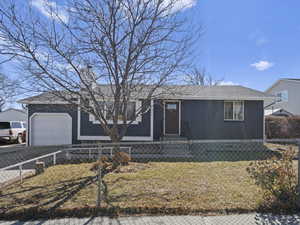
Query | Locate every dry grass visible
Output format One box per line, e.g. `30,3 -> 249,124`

0,161 -> 266,217
265,143 -> 298,152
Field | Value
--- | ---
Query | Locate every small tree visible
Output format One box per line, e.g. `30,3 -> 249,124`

184,67 -> 223,86
0,0 -> 199,142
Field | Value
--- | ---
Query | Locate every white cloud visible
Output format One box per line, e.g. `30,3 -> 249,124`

168,0 -> 197,12
219,81 -> 238,86
251,61 -> 274,71
31,0 -> 69,23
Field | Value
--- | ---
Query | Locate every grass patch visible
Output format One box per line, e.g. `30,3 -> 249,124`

1,159 -> 296,219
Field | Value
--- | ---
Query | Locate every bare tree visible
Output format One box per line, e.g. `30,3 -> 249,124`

0,0 -> 199,142
0,72 -> 19,111
184,67 -> 223,86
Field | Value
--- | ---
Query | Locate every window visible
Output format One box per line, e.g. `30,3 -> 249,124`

276,90 -> 288,102
0,122 -> 10,129
11,122 -> 22,128
224,101 -> 244,121
90,101 -> 142,124
166,103 -> 177,110
106,102 -> 137,121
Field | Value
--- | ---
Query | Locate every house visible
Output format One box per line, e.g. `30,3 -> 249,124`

264,108 -> 293,117
0,108 -> 26,122
19,85 -> 274,146
265,78 -> 300,115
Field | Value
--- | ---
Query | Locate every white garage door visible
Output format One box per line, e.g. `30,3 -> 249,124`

31,113 -> 72,146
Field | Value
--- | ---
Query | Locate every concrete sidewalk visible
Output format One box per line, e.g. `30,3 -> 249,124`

1,213 -> 300,225
0,170 -> 34,186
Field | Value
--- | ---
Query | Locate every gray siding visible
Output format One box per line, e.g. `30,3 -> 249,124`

28,104 -> 79,144
180,100 -> 264,139
27,100 -> 264,145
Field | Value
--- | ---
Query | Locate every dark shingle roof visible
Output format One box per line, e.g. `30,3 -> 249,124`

19,85 -> 274,104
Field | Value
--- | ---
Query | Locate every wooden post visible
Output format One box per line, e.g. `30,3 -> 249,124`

96,146 -> 102,208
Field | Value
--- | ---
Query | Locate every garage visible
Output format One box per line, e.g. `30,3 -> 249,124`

30,113 -> 72,146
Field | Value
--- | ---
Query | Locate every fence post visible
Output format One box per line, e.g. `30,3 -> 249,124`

53,153 -> 56,165
96,146 -> 102,208
19,165 -> 23,183
66,150 -> 70,160
129,147 -> 131,158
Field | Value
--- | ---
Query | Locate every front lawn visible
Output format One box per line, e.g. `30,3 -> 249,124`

0,161 -> 267,218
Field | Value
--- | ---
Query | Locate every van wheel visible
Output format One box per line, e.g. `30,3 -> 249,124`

17,134 -> 23,144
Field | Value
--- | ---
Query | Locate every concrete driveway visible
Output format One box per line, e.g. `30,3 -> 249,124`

0,144 -> 63,186
1,214 -> 300,225
0,145 -> 62,169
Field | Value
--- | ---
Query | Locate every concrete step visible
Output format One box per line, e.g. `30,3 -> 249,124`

160,137 -> 190,155
161,136 -> 188,141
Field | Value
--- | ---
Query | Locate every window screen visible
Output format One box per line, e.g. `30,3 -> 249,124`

224,101 -> 244,121
105,102 -> 137,121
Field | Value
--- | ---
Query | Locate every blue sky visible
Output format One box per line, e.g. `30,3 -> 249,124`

188,0 -> 300,90
1,0 -> 300,92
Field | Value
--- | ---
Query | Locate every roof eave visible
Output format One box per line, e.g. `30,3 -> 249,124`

18,100 -> 69,105
20,96 -> 275,104
160,96 -> 275,101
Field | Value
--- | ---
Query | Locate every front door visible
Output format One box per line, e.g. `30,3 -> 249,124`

164,102 -> 180,135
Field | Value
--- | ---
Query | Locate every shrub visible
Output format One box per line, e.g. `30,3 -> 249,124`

247,147 -> 298,210
90,156 -> 111,172
265,116 -> 300,139
112,152 -> 131,166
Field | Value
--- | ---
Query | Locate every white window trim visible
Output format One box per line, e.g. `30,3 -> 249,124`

224,101 -> 245,121
78,100 -> 154,141
89,100 -> 142,125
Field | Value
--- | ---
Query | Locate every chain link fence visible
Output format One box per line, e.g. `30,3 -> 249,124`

0,139 -> 299,221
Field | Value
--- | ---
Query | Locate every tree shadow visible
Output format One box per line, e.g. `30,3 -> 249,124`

0,175 -> 97,214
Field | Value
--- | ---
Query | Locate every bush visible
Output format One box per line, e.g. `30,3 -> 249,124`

265,116 -> 300,139
90,156 -> 111,172
247,148 -> 298,210
90,152 -> 131,173
112,152 -> 131,166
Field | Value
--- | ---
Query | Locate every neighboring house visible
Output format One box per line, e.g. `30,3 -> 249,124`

0,108 -> 26,122
265,108 -> 293,117
265,78 -> 300,115
19,85 -> 273,146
